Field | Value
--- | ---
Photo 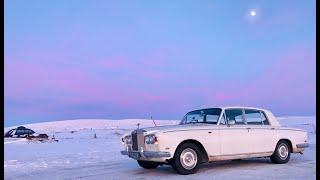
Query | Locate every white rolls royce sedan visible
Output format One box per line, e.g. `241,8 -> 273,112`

120,107 -> 309,175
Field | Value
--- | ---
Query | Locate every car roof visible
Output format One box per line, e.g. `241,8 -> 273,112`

187,106 -> 269,112
193,106 -> 269,112
15,126 -> 34,131
219,106 -> 269,111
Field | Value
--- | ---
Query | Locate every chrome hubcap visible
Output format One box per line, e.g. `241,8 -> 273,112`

180,148 -> 197,170
278,143 -> 289,160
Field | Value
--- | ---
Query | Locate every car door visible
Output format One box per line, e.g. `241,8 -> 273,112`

201,109 -> 222,157
219,108 -> 252,156
244,109 -> 276,153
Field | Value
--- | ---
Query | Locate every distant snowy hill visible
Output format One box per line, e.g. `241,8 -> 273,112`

4,116 -> 316,134
4,119 -> 179,134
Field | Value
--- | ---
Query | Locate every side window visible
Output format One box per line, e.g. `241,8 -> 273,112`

186,112 -> 204,123
245,109 -> 262,125
260,111 -> 270,125
225,109 -> 245,125
15,129 -> 24,135
219,113 -> 226,125
204,108 -> 221,124
206,114 -> 219,124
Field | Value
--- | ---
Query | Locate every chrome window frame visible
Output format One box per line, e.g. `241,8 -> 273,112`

259,110 -> 271,125
217,109 -> 226,126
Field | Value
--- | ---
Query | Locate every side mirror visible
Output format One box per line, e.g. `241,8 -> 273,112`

228,120 -> 236,126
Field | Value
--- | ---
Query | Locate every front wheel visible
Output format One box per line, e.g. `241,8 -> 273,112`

137,160 -> 159,169
270,140 -> 291,164
172,143 -> 201,175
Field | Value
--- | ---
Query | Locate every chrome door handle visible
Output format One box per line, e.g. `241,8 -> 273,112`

246,127 -> 251,132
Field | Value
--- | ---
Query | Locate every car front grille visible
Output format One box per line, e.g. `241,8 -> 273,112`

131,129 -> 146,151
132,131 -> 138,151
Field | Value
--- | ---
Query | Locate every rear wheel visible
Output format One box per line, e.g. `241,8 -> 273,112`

137,160 -> 159,169
270,140 -> 291,164
172,143 -> 201,175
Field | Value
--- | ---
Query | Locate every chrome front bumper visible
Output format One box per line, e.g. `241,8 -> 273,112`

296,143 -> 309,148
120,150 -> 171,159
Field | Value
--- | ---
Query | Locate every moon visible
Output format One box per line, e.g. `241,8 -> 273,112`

250,10 -> 256,17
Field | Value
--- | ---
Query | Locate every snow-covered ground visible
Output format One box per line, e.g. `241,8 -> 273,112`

4,116 -> 316,180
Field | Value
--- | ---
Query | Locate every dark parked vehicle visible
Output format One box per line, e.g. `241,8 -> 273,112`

26,133 -> 49,139
4,126 -> 36,138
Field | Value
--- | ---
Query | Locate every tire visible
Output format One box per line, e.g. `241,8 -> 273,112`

270,140 -> 291,164
137,160 -> 159,169
172,142 -> 201,175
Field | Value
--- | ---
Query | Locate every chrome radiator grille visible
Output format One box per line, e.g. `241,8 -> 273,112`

132,131 -> 138,150
131,129 -> 145,151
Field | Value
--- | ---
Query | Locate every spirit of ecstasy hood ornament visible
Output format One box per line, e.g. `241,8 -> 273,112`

136,123 -> 140,129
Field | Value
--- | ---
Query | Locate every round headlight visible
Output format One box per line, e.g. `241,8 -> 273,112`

145,135 -> 157,144
145,136 -> 150,144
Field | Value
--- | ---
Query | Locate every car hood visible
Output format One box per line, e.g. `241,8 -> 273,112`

141,123 -> 218,134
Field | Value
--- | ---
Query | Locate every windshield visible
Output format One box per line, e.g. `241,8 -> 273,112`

180,108 -> 222,125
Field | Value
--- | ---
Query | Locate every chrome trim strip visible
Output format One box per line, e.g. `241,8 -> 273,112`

210,151 -> 274,157
276,128 -> 307,132
163,127 -> 306,133
296,143 -> 309,148
208,151 -> 273,161
217,109 -> 226,125
163,128 -> 219,133
217,127 -> 306,132
120,150 -> 171,159
218,127 -> 271,130
163,127 -> 269,133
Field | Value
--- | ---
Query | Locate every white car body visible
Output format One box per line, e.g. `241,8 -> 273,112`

120,107 -> 309,173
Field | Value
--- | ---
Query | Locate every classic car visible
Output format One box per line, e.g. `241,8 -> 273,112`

120,107 -> 309,175
4,126 -> 36,138
4,126 -> 49,140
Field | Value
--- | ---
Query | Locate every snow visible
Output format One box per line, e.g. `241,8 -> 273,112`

4,116 -> 316,180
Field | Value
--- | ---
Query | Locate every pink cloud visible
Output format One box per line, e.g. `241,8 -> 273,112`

99,53 -> 170,80
235,43 -> 315,109
5,59 -> 177,109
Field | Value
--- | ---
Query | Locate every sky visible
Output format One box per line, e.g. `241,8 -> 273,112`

4,0 -> 316,126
